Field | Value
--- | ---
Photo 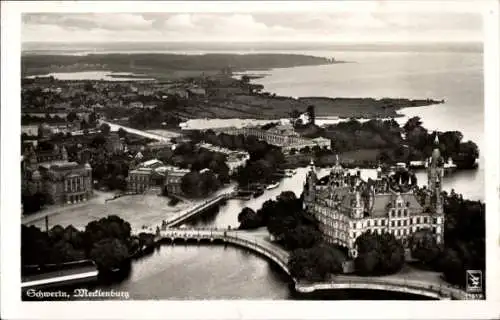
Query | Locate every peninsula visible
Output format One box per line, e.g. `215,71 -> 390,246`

22,52 -> 443,121
21,53 -> 342,79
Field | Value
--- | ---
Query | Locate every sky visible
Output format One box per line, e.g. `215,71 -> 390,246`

21,2 -> 484,43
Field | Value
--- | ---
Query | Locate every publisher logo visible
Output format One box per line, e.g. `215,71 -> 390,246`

466,270 -> 482,293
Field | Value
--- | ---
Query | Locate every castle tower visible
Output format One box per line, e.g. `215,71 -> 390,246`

329,154 -> 345,188
61,145 -> 68,161
351,186 -> 365,219
427,132 -> 444,214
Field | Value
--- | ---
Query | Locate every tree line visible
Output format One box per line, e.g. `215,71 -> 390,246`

313,117 -> 479,169
188,130 -> 286,186
22,215 -> 153,274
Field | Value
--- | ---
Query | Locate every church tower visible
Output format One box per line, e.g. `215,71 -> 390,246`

304,159 -> 317,207
427,133 -> 444,214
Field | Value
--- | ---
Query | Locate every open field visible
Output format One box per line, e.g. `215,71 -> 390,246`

26,194 -> 192,231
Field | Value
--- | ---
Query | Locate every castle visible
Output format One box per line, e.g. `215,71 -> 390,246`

22,144 -> 93,205
303,136 -> 445,258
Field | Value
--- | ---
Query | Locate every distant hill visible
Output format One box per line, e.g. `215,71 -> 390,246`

21,53 -> 340,77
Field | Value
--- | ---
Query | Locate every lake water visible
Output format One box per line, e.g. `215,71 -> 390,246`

27,71 -> 155,82
252,50 -> 484,201
35,48 -> 483,299
99,163 -> 479,299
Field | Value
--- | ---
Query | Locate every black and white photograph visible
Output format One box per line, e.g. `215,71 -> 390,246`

1,1 -> 499,319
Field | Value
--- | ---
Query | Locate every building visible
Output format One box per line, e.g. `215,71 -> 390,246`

218,125 -> 331,153
129,101 -> 144,109
127,159 -> 189,195
22,145 -> 93,205
197,143 -> 250,175
104,133 -> 126,153
303,139 -> 445,258
163,168 -> 189,195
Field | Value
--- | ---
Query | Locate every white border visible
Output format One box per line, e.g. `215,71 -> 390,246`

2,1 -> 499,319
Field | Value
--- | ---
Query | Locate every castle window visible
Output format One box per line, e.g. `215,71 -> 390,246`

416,217 -> 421,224
398,210 -> 402,217
391,221 -> 395,227
424,217 -> 428,224
367,220 -> 370,227
381,220 -> 386,226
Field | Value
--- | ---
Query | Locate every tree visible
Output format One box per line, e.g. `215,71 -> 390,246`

100,123 -> 111,136
241,75 -> 250,84
89,238 -> 130,271
83,215 -> 132,251
66,111 -> 78,122
117,127 -> 128,139
290,109 -> 301,119
409,228 -> 441,266
238,207 -> 263,229
354,231 -> 405,276
306,105 -> 315,124
283,224 -> 321,250
288,244 -> 345,281
438,248 -> 464,287
88,112 -> 98,126
403,116 -> 423,134
91,133 -> 107,148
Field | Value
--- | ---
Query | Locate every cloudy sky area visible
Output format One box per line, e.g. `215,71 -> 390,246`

22,8 -> 482,43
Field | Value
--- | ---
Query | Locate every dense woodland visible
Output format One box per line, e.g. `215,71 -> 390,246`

296,117 -> 479,169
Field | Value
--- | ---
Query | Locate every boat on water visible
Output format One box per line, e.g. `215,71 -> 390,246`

233,190 -> 253,200
444,158 -> 457,174
253,188 -> 264,198
284,169 -> 297,177
266,182 -> 280,190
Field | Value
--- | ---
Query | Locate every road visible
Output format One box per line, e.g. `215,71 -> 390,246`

98,120 -> 180,142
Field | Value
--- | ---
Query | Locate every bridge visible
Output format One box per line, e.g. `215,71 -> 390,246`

135,228 -> 290,276
294,274 -> 469,300
140,227 -> 468,300
162,194 -> 232,228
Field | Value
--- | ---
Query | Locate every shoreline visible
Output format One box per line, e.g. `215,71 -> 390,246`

126,233 -> 467,300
